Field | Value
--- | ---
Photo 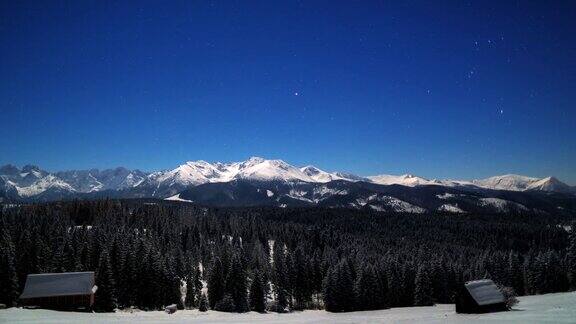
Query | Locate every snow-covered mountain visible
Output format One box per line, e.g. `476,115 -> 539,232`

368,174 -> 437,187
55,168 -> 147,193
0,157 -> 573,202
142,157 -> 316,197
0,165 -> 147,200
300,165 -> 366,183
471,174 -> 573,193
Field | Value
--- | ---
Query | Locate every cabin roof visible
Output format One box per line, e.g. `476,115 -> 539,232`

19,272 -> 95,299
464,279 -> 505,306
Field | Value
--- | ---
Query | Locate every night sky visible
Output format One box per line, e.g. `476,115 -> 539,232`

1,1 -> 575,183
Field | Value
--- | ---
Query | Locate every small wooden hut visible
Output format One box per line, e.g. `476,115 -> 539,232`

455,279 -> 508,314
19,272 -> 97,311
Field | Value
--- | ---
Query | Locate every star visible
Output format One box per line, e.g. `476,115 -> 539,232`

294,92 -> 299,96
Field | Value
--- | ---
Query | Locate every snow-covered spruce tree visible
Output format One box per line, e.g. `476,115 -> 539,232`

214,293 -> 236,312
118,241 -> 137,308
193,266 -> 203,306
95,249 -> 118,312
185,276 -> 196,309
33,238 -> 50,274
354,263 -> 384,310
185,265 -> 202,309
374,260 -> 390,309
226,253 -> 249,312
507,251 -> 525,296
249,270 -> 267,313
149,251 -> 167,310
274,288 -> 289,313
164,256 -> 184,310
401,262 -> 417,307
207,258 -> 226,310
272,240 -> 290,305
323,259 -> 355,312
385,263 -> 402,307
338,259 -> 356,312
498,285 -> 518,309
50,241 -> 66,273
15,230 -> 33,289
430,258 -> 448,303
0,231 -> 19,307
568,225 -> 576,290
546,250 -> 569,293
291,247 -> 312,309
108,236 -> 125,290
322,266 -> 337,311
414,265 -> 433,306
198,293 -> 208,312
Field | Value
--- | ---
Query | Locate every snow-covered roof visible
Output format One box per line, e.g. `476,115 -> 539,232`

20,272 -> 95,299
465,279 -> 505,306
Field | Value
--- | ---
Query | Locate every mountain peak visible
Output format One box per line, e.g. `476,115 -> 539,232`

0,164 -> 20,175
22,164 -> 41,172
247,156 -> 266,163
527,176 -> 571,192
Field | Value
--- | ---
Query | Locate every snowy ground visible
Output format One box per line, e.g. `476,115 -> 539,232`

1,292 -> 574,324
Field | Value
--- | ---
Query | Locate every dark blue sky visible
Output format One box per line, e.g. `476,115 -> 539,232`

1,1 -> 575,183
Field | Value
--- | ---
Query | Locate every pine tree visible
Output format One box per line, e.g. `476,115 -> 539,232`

275,288 -> 289,313
507,251 -> 524,296
529,253 -> 546,294
414,265 -> 433,306
16,230 -> 33,289
198,293 -> 208,312
214,293 -> 236,312
249,270 -> 267,313
568,225 -> 576,290
193,266 -> 203,306
226,254 -> 249,312
0,231 -> 19,307
118,241 -> 137,307
95,249 -> 118,312
355,263 -> 384,310
185,275 -> 197,309
164,256 -> 184,310
291,247 -> 311,309
272,240 -> 289,305
207,258 -> 226,310
323,259 -> 355,312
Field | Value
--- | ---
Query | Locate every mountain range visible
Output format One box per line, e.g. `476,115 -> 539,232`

1,157 -> 575,214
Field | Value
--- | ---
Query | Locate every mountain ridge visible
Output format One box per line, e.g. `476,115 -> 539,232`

0,157 -> 574,205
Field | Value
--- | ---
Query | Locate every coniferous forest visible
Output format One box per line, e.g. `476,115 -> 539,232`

1,199 -> 575,313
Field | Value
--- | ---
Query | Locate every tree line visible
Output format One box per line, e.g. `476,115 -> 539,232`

1,199 -> 575,312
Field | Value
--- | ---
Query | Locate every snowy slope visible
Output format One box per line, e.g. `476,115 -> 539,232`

526,176 -> 573,192
148,160 -> 226,187
300,166 -> 367,183
300,166 -> 345,183
472,174 -> 541,191
14,174 -> 76,197
469,174 -> 572,192
233,158 -> 314,182
1,291 -> 574,323
368,174 -> 436,187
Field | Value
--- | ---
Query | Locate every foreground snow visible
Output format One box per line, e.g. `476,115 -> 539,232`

1,292 -> 575,323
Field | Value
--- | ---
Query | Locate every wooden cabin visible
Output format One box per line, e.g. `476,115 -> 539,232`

19,272 -> 97,311
455,279 -> 508,313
